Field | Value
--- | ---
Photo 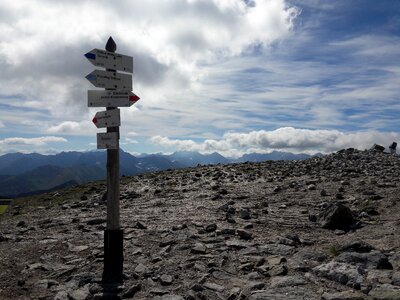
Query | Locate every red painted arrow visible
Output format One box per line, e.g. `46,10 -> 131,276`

129,94 -> 140,103
92,116 -> 97,124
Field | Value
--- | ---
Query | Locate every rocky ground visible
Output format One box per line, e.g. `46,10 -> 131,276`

1,148 -> 400,300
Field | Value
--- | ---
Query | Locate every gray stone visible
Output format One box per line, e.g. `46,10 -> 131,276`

368,284 -> 400,299
238,246 -> 259,255
203,282 -> 225,292
122,283 -> 141,298
227,287 -> 241,300
270,275 -> 307,288
160,274 -> 173,286
243,223 -> 254,229
239,262 -> 254,271
93,292 -> 121,300
16,220 -> 26,227
308,184 -> 316,190
226,239 -> 252,249
34,279 -> 50,289
321,290 -> 366,300
220,228 -> 236,235
371,144 -> 385,152
367,269 -> 392,284
191,284 -> 205,292
313,261 -> 364,288
237,229 -> 253,240
239,208 -> 251,220
240,281 -> 265,298
319,202 -> 355,231
68,243 -> 89,252
54,291 -> 69,300
134,263 -> 148,274
247,287 -> 320,300
135,221 -> 147,229
191,243 -> 207,254
69,285 -> 90,300
205,223 -> 217,232
335,250 -> 393,270
276,236 -> 297,246
338,241 -> 375,253
392,271 -> 400,286
269,264 -> 288,276
87,218 -> 105,225
258,244 -> 295,256
154,295 -> 185,300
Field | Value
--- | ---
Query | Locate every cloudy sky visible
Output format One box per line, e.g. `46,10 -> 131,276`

0,0 -> 399,157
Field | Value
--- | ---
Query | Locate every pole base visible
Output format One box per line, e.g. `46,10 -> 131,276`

103,229 -> 124,283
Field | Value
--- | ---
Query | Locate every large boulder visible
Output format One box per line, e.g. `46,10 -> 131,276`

319,202 -> 356,231
313,261 -> 364,289
371,144 -> 385,152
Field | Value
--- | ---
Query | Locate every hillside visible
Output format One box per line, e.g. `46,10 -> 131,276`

0,150 -> 312,198
1,148 -> 399,299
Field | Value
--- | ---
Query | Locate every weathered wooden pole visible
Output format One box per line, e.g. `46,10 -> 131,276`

85,36 -> 138,283
103,36 -> 123,282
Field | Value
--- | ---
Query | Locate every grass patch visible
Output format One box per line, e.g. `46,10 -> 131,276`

10,181 -> 106,216
329,245 -> 340,257
0,205 -> 8,215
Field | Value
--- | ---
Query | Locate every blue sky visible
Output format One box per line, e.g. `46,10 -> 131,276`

0,0 -> 399,157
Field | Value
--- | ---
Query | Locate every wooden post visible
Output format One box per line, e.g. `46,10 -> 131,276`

103,36 -> 123,283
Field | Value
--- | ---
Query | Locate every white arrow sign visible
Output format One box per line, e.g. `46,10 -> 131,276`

88,90 -> 140,107
85,49 -> 133,73
92,109 -> 120,128
86,70 -> 132,90
97,132 -> 118,149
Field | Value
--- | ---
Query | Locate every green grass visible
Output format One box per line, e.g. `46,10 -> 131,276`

9,181 -> 107,216
329,245 -> 340,257
0,205 -> 8,215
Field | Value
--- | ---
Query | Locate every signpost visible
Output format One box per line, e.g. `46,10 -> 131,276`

92,109 -> 121,128
85,48 -> 133,73
97,132 -> 119,150
85,36 -> 139,283
85,70 -> 132,90
88,90 -> 139,107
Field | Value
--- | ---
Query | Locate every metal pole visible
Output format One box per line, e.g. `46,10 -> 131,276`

103,36 -> 123,283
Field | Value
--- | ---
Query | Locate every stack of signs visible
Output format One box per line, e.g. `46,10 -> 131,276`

85,48 -> 140,149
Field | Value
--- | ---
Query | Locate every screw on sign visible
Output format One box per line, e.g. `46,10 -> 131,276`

85,36 -> 139,283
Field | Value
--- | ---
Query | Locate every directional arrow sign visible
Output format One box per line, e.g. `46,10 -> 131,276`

97,132 -> 118,149
92,109 -> 120,128
85,48 -> 133,73
88,90 -> 140,107
86,70 -> 132,90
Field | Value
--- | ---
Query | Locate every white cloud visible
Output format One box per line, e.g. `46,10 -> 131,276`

150,135 -> 201,150
127,131 -> 138,137
2,0 -> 399,156
150,127 -> 400,157
47,121 -> 94,135
0,0 -> 298,135
0,136 -> 67,146
122,137 -> 138,145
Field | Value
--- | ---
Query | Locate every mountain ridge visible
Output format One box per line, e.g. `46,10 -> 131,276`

0,149 -> 315,197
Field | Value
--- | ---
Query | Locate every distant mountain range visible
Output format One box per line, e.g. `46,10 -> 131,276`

0,150 -> 315,198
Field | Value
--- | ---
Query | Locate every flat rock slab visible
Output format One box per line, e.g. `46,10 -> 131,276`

249,287 -> 319,300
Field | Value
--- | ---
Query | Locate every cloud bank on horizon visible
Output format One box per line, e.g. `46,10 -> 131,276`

0,0 -> 399,156
151,127 -> 400,157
